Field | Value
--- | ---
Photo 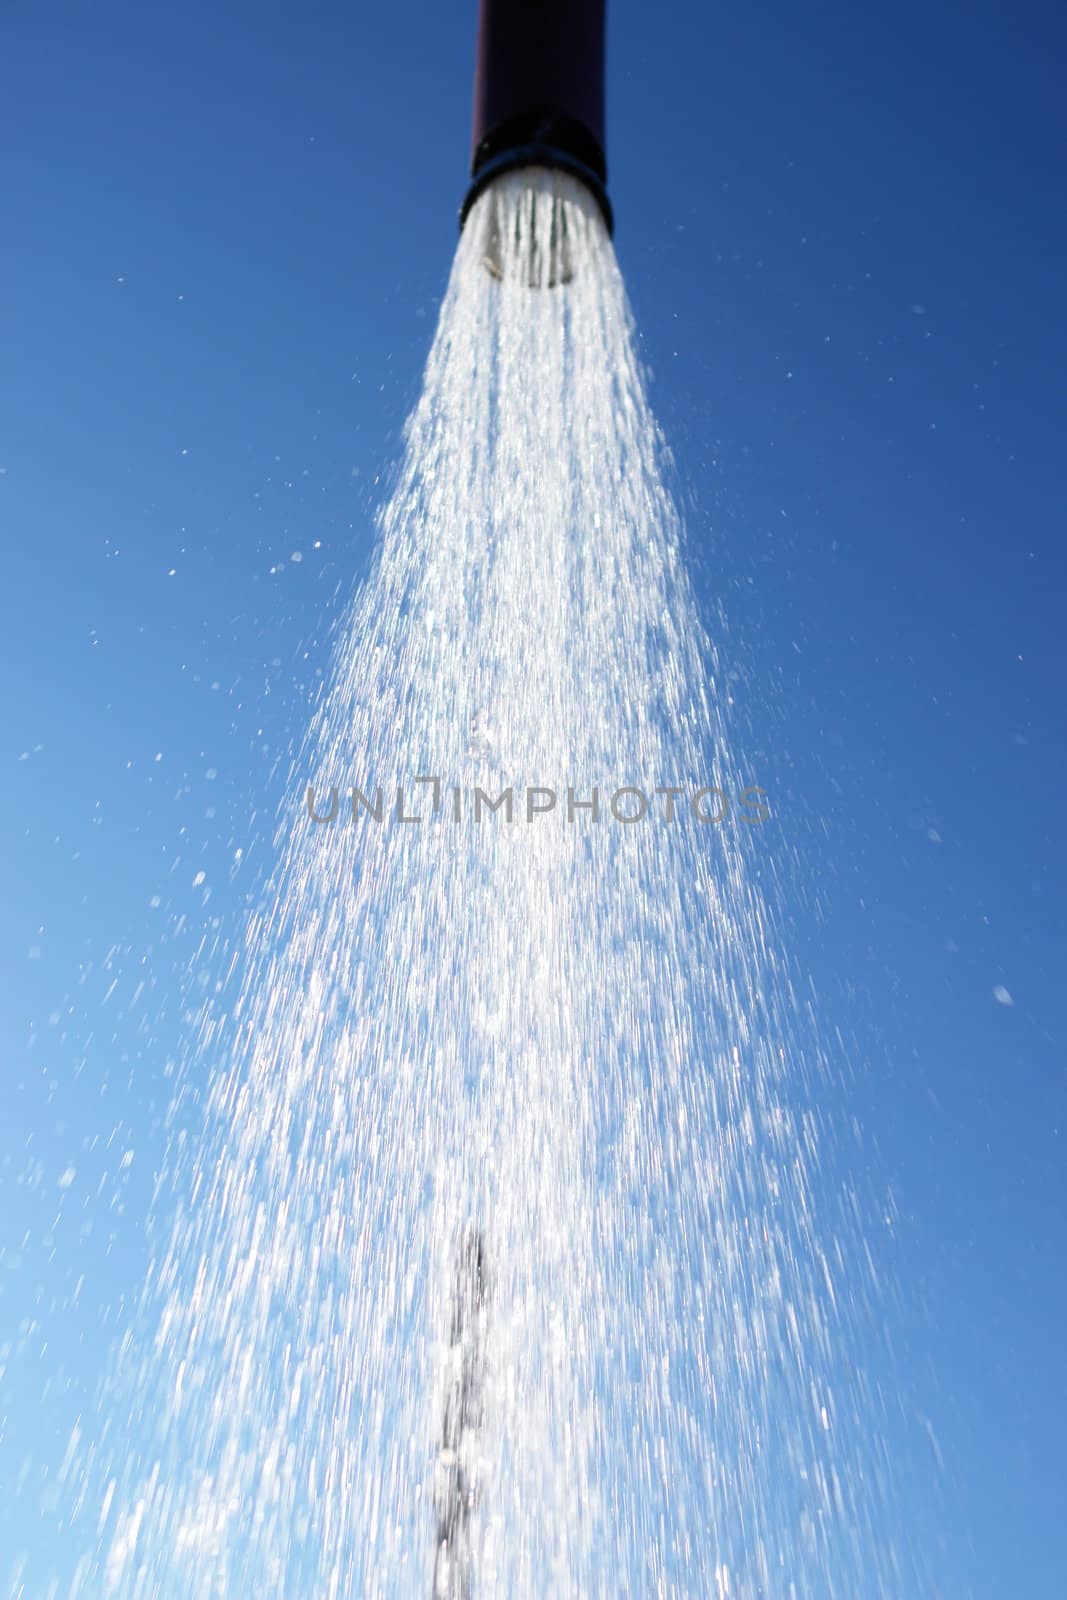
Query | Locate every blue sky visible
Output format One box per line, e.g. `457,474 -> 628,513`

2,1 -> 1065,1594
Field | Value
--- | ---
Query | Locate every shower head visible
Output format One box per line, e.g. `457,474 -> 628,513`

460,0 -> 612,236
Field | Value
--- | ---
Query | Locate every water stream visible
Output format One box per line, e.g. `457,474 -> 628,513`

78,170 -> 912,1599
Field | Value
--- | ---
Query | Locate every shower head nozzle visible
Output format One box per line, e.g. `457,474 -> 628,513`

460,0 -> 612,236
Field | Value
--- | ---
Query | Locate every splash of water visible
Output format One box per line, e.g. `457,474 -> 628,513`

77,171 -> 914,1598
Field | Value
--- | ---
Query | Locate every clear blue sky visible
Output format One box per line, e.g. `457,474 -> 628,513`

2,1 -> 1064,1594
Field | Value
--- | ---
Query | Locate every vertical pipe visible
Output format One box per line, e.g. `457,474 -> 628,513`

461,0 -> 612,232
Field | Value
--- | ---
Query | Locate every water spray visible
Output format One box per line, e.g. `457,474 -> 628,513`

59,0 -> 924,1590
460,0 -> 611,287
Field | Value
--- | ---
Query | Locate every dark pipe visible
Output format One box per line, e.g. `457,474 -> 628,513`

460,0 -> 612,234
